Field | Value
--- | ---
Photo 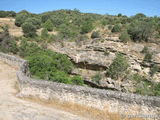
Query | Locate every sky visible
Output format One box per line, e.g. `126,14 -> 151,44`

0,0 -> 160,17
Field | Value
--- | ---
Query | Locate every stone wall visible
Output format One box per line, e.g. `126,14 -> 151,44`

0,52 -> 160,117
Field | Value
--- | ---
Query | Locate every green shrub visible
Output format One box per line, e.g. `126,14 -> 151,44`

25,18 -> 41,29
92,72 -> 102,84
91,31 -> 100,39
143,52 -> 152,63
81,21 -> 94,34
119,31 -> 131,43
43,19 -> 53,31
111,24 -> 121,33
127,22 -> 154,42
104,51 -> 110,56
41,28 -> 49,38
15,13 -> 28,27
108,25 -> 112,30
150,65 -> 159,77
0,11 -> 8,18
0,25 -> 18,54
133,73 -> 160,96
26,49 -> 76,85
71,76 -> 84,86
22,22 -> 37,37
106,54 -> 130,80
141,46 -> 149,54
8,41 -> 19,54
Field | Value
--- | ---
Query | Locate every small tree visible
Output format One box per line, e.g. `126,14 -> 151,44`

43,19 -> 53,31
106,54 -> 130,80
15,13 -> 28,27
22,22 -> 37,37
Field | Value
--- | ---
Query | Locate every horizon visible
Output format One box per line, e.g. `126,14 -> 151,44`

0,0 -> 160,17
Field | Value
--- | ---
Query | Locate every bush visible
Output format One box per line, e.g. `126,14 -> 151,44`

58,24 -> 78,39
141,46 -> 149,54
71,76 -> 84,86
25,18 -> 41,29
108,25 -> 112,30
92,72 -> 102,84
106,54 -> 130,80
81,21 -> 94,34
41,14 -> 50,23
111,24 -> 121,33
22,22 -> 37,37
41,28 -> 49,38
150,65 -> 159,77
119,31 -> 131,43
0,25 -> 18,54
104,51 -> 110,56
43,19 -> 53,31
127,22 -> 154,42
143,52 -> 152,63
0,11 -> 8,18
26,49 -> 77,85
91,31 -> 100,39
15,13 -> 28,27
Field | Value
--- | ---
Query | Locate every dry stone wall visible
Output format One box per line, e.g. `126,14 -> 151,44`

0,52 -> 160,117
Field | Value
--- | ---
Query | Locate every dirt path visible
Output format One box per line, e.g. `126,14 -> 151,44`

0,60 -> 89,120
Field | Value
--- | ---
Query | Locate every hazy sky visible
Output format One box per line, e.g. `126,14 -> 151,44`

0,0 -> 160,16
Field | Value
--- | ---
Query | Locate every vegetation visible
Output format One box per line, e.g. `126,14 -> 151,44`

133,73 -> 160,96
0,25 -> 18,54
0,10 -> 16,18
22,22 -> 37,37
91,31 -> 100,39
111,24 -> 121,33
92,72 -> 102,85
127,22 -> 154,42
43,19 -> 54,31
15,13 -> 29,27
81,21 -> 94,34
106,53 -> 130,80
119,31 -> 130,43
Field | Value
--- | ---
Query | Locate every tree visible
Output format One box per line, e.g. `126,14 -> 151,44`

106,54 -> 130,80
22,22 -> 37,37
118,13 -> 122,17
15,13 -> 28,27
81,21 -> 94,34
43,19 -> 53,31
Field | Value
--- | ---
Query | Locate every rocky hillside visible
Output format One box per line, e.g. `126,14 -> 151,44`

48,37 -> 160,94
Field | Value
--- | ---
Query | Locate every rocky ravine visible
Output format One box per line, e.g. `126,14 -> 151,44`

0,60 -> 89,120
48,38 -> 160,92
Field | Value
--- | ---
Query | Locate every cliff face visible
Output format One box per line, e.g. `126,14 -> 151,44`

48,37 -> 160,92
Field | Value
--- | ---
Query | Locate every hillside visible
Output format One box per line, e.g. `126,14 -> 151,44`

0,10 -> 160,96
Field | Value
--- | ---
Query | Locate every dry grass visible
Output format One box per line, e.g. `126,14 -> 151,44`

0,18 -> 23,36
21,96 -> 145,120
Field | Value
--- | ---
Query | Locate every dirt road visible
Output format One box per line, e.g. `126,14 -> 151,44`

0,60 -> 88,120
